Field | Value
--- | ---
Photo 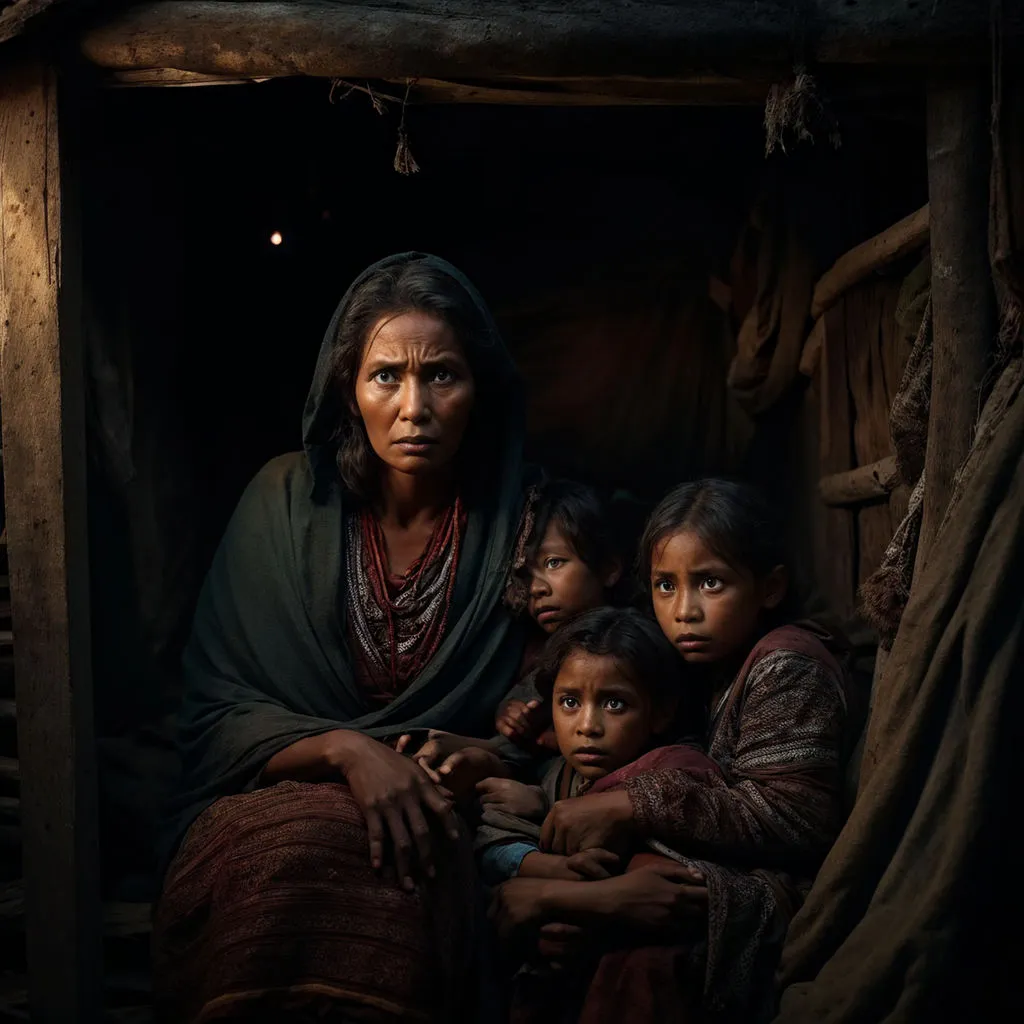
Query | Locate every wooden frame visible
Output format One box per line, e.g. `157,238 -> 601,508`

79,1 -> 1024,79
0,60 -> 101,1022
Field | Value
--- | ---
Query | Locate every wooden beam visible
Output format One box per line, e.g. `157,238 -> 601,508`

918,78 -> 996,566
0,0 -> 64,46
0,62 -> 101,1022
819,456 -> 900,507
810,204 -> 930,320
79,1 -> 1024,79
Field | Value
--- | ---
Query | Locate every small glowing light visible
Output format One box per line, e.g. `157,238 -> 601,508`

270,231 -> 283,246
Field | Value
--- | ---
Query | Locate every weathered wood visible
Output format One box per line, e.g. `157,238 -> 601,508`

811,204 -> 930,320
799,315 -> 826,377
818,305 -> 857,623
79,1 -> 1024,79
0,62 -> 101,1022
0,0 -> 63,46
820,456 -> 900,507
845,280 -> 912,583
918,78 -> 996,566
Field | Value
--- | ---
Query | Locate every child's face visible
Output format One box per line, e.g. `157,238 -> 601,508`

649,529 -> 787,665
551,651 -> 665,780
527,521 -> 614,635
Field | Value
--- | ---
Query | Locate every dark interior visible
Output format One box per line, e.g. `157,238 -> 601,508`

72,77 -> 927,899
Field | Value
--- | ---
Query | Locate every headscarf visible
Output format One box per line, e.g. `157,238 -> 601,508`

161,253 -> 527,863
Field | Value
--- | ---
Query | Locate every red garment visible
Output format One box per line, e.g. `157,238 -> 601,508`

512,625 -> 849,1023
346,500 -> 465,701
153,781 -> 476,1023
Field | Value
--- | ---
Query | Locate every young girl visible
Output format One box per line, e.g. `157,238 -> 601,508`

497,479 -> 628,751
492,479 -> 852,1024
476,606 -> 717,886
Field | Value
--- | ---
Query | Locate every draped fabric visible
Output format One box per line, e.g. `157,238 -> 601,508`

159,253 -> 528,867
775,351 -> 1024,1021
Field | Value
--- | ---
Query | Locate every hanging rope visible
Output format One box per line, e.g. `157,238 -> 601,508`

394,79 -> 420,176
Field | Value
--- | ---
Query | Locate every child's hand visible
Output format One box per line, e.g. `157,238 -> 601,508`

476,777 -> 547,820
395,729 -> 473,766
496,699 -> 549,747
422,747 -> 508,804
566,848 -> 620,881
489,877 -> 551,939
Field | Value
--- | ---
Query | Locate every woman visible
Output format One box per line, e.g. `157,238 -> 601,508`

153,254 -> 529,1023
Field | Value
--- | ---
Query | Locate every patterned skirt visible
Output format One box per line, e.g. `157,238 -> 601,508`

152,781 -> 478,1023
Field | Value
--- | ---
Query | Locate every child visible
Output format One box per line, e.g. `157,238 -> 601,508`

476,606 -> 717,885
397,479 -> 629,788
488,480 -> 852,1024
497,479 -> 628,751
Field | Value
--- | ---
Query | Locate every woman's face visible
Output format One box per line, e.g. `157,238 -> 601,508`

354,311 -> 476,481
649,529 -> 786,665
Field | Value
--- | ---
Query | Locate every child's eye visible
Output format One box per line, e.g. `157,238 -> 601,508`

558,695 -> 579,710
653,579 -> 675,594
544,557 -> 565,571
372,369 -> 397,385
701,576 -> 724,594
604,698 -> 627,712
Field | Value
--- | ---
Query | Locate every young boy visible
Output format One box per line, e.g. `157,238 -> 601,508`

476,606 -> 710,884
497,479 -> 627,752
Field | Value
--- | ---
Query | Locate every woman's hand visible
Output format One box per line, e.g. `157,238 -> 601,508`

496,699 -> 550,747
540,789 -> 636,856
476,777 -> 548,820
324,730 -> 460,891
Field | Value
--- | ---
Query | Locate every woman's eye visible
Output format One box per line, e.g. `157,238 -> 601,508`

701,576 -> 724,593
545,557 -> 565,571
373,370 -> 397,385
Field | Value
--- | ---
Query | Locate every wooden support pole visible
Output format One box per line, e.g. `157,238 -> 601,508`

0,62 -> 101,1022
919,78 -> 996,565
819,456 -> 900,507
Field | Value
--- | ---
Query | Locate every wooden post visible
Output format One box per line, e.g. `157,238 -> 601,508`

919,78 -> 996,564
0,62 -> 101,1021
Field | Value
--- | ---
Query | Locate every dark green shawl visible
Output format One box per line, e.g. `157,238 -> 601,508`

162,253 -> 527,863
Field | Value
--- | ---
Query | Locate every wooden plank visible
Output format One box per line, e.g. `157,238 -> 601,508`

817,303 -> 857,623
820,456 -> 900,507
918,78 -> 996,566
810,205 -> 930,320
79,1 -> 1024,79
845,281 -> 911,584
799,315 -> 826,377
0,62 -> 101,1022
